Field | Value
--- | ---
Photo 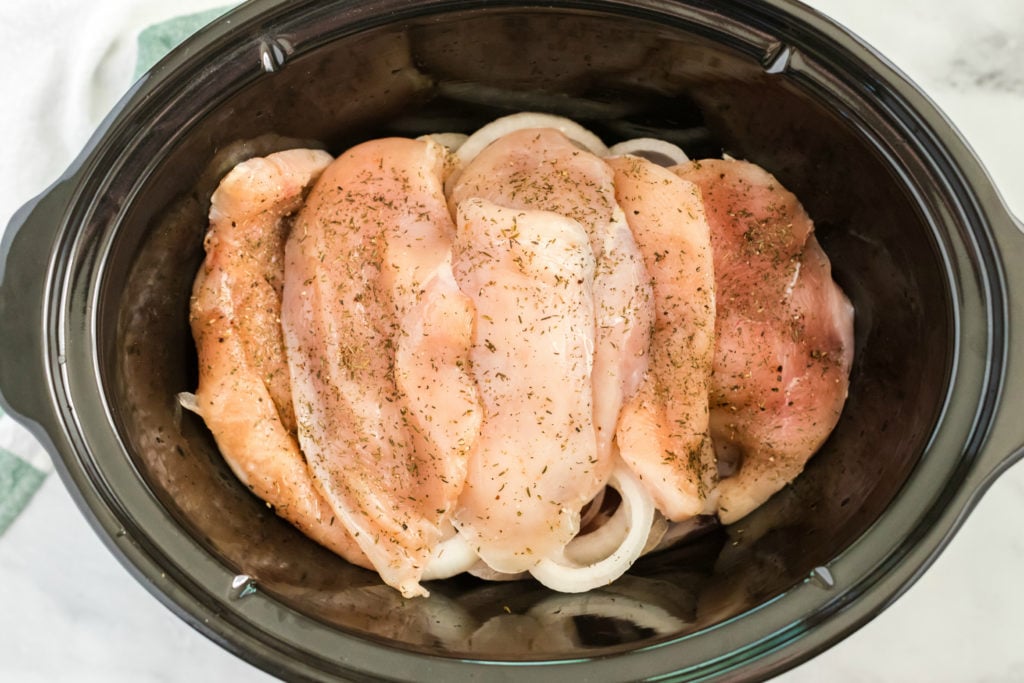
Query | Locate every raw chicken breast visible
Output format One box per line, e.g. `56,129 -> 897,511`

451,198 -> 597,573
608,155 -> 718,520
673,158 -> 854,524
282,138 -> 481,597
188,149 -> 369,569
449,128 -> 653,496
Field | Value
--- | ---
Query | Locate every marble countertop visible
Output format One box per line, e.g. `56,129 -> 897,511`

1,0 -> 1022,680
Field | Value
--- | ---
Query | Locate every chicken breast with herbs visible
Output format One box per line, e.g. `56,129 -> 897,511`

451,198 -> 597,574
673,158 -> 854,524
282,138 -> 481,598
608,155 -> 719,519
449,128 -> 654,497
188,148 -> 370,569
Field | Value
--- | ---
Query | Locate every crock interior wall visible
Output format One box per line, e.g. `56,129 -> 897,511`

109,9 -> 952,658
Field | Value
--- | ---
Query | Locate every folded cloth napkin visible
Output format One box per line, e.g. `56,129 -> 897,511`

0,2 -> 231,536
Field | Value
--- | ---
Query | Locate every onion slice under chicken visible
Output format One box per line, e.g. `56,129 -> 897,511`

467,562 -> 530,582
454,112 -> 609,169
421,524 -> 479,581
578,487 -> 607,531
177,391 -> 199,414
607,138 -> 690,166
529,464 -> 655,593
418,132 -> 469,152
564,493 -> 629,567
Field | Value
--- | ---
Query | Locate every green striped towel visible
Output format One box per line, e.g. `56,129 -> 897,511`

0,4 -> 233,536
0,405 -> 50,533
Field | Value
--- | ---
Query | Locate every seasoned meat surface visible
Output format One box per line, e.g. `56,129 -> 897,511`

282,138 -> 480,597
673,158 -> 854,524
609,155 -> 718,520
189,148 -> 370,568
450,128 -> 654,496
451,198 -> 597,573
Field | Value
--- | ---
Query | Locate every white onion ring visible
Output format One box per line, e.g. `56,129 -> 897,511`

417,132 -> 469,152
455,112 -> 609,169
564,491 -> 671,567
578,487 -> 607,530
564,494 -> 629,566
529,464 -> 655,593
421,524 -> 479,581
177,391 -> 200,414
607,138 -> 689,166
467,561 -> 529,582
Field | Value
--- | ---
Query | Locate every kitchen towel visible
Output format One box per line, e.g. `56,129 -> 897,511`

0,407 -> 51,534
0,1 -> 231,535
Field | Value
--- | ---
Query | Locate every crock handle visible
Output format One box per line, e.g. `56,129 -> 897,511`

974,209 -> 1024,487
0,180 -> 73,435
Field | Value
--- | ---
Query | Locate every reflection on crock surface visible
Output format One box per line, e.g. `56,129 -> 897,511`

260,532 -> 718,657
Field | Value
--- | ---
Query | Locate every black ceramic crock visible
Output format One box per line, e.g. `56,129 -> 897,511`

1,0 -> 1022,680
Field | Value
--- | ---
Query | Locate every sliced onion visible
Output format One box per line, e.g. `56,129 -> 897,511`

528,464 -> 655,593
563,486 -> 669,567
177,391 -> 200,414
455,112 -> 609,168
417,132 -> 469,152
467,561 -> 529,582
421,525 -> 479,581
607,138 -> 689,166
563,495 -> 629,566
578,487 -> 607,531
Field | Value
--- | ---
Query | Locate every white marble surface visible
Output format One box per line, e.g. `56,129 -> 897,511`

1,0 -> 1022,681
